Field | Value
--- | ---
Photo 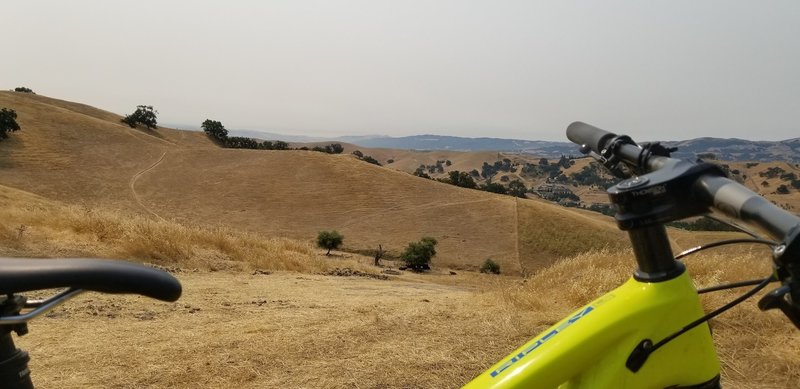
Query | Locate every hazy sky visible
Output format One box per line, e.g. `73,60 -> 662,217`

5,1 -> 800,141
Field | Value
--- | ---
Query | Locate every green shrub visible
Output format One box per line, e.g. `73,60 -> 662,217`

480,258 -> 501,274
401,237 -> 437,271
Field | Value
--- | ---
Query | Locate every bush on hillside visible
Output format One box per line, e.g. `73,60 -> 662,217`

121,105 -> 158,130
351,150 -> 382,165
362,155 -> 382,166
401,237 -> 437,271
14,87 -> 34,94
447,171 -> 477,189
507,179 -> 528,198
0,108 -> 21,140
480,182 -> 507,194
317,230 -> 344,256
480,258 -> 501,274
312,143 -> 344,154
413,168 -> 432,179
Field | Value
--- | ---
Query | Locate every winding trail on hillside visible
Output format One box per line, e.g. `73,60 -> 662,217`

129,151 -> 168,221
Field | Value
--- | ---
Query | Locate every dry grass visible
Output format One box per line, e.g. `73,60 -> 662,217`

12,246 -> 799,388
2,182 -> 797,388
516,199 -> 628,273
0,184 -> 373,274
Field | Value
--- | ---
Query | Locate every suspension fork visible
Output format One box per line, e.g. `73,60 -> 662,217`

0,295 -> 34,389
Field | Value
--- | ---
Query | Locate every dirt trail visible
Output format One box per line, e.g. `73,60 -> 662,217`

129,151 -> 168,221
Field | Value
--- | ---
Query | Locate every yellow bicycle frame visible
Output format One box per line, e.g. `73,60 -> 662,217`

465,271 -> 720,388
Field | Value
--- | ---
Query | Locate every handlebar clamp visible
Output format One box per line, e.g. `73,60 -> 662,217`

596,135 -> 638,178
608,161 -> 727,230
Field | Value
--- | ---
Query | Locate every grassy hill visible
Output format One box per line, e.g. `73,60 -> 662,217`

0,91 -> 627,273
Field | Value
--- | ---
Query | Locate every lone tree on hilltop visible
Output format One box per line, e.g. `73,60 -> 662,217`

201,119 -> 228,143
0,108 -> 21,140
13,87 -> 34,94
121,105 -> 158,130
329,143 -> 344,154
401,237 -> 437,271
317,230 -> 344,256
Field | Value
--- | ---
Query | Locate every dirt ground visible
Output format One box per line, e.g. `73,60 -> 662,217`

17,270 -> 533,389
11,256 -> 800,389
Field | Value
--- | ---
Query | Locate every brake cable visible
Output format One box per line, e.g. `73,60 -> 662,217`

675,238 -> 778,260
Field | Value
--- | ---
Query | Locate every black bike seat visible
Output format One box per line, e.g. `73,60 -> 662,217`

0,258 -> 182,302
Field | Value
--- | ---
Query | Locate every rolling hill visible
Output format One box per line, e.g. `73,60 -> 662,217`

0,91 -> 627,274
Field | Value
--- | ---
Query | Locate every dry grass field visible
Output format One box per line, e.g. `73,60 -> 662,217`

11,237 -> 800,388
1,91 -> 800,388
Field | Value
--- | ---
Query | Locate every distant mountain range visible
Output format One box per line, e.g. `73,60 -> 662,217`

664,137 -> 800,163
225,129 -> 800,162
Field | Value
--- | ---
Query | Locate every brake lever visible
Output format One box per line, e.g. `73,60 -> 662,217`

758,284 -> 800,329
579,143 -> 632,179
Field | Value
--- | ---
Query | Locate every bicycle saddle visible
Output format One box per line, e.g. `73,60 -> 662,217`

0,258 -> 182,302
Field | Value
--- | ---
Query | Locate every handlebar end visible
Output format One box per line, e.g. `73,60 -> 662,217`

566,121 -> 617,154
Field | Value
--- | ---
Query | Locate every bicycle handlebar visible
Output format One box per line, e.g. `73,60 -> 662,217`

566,121 -> 617,155
566,121 -> 800,242
0,258 -> 182,302
697,176 -> 800,239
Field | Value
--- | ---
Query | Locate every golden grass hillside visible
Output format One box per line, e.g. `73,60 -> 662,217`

0,91 -> 626,273
0,184 -> 359,273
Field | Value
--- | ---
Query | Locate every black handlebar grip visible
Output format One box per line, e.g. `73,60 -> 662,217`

566,121 -> 617,154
